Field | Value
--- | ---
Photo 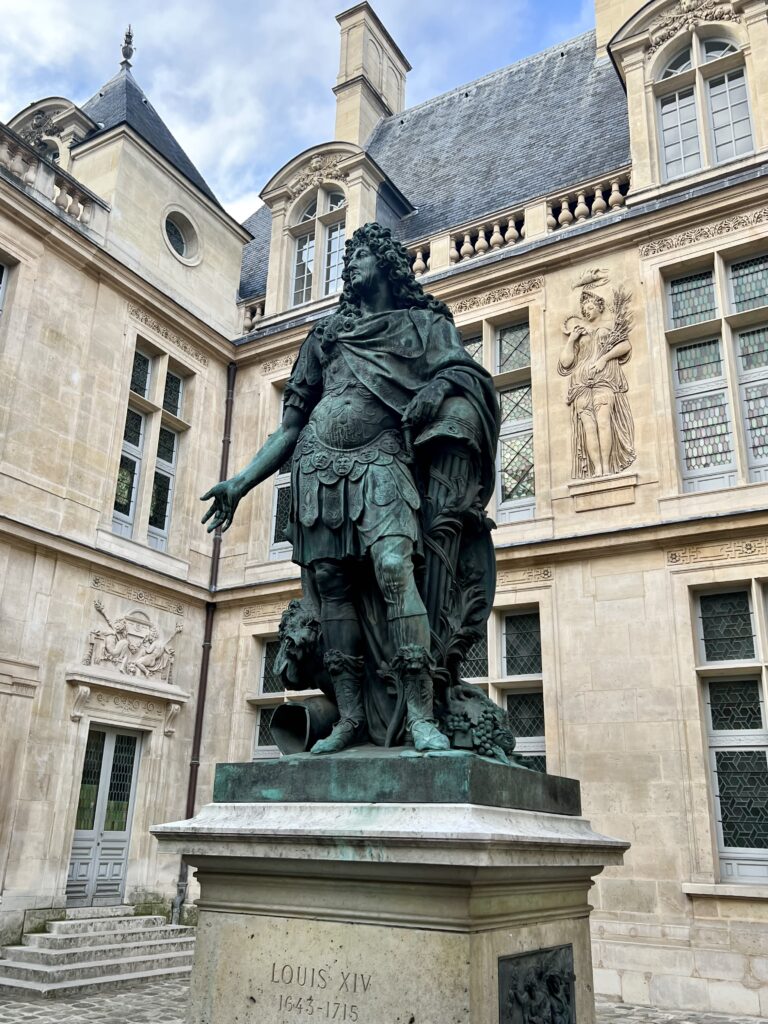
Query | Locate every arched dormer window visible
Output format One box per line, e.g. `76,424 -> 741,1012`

291,188 -> 347,307
656,34 -> 753,182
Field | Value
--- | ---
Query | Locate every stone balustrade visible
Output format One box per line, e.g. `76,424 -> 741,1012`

408,243 -> 431,278
450,211 -> 526,265
547,171 -> 631,232
0,120 -> 109,241
242,300 -> 265,333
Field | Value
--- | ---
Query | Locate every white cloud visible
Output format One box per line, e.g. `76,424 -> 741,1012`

0,0 -> 595,223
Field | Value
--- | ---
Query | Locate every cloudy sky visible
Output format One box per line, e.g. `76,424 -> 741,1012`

0,0 -> 594,223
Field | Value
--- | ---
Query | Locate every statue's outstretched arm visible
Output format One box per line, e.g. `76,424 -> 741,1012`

200,405 -> 306,534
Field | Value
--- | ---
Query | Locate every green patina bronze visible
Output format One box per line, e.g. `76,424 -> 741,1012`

213,748 -> 581,816
202,223 -> 514,762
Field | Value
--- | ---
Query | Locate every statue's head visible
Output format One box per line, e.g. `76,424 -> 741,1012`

580,289 -> 605,321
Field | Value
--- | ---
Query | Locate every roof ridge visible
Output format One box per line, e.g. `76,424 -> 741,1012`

368,28 -> 596,137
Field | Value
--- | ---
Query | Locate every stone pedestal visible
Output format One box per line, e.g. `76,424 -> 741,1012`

152,749 -> 627,1024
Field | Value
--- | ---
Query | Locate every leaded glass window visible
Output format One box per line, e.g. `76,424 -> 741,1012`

103,734 -> 137,831
731,256 -> 768,313
463,335 -> 482,362
708,69 -> 753,165
700,591 -> 755,661
503,611 -> 542,675
714,749 -> 768,848
255,706 -> 278,748
659,88 -> 702,180
460,634 -> 489,678
709,680 -> 763,731
293,232 -> 315,305
113,408 -> 144,534
672,338 -> 736,491
260,639 -> 284,695
130,351 -> 150,398
736,325 -> 768,372
148,427 -> 177,549
735,323 -> 768,480
324,221 -> 345,296
163,371 -> 183,417
669,272 -> 717,328
506,691 -> 546,773
497,322 -> 530,373
272,483 -> 292,547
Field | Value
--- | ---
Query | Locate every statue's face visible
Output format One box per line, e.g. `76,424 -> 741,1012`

347,243 -> 378,294
582,297 -> 599,322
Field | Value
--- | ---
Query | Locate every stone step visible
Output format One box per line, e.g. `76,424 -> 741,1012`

0,963 -> 192,1000
0,948 -> 193,984
63,905 -> 135,920
47,914 -> 166,935
24,923 -> 195,950
3,935 -> 195,965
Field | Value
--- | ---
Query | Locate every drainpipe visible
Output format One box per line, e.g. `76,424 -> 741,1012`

172,360 -> 237,924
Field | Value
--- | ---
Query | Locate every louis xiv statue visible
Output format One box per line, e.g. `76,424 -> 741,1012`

202,223 -> 517,762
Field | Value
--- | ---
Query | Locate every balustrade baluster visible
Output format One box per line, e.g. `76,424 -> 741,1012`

9,147 -> 26,180
243,309 -> 253,332
558,197 -> 573,228
412,248 -> 426,276
68,189 -> 82,220
574,192 -> 589,223
460,233 -> 474,261
490,222 -> 504,250
54,181 -> 69,210
546,204 -> 557,233
609,179 -> 625,209
474,227 -> 489,257
79,201 -> 92,226
449,236 -> 460,265
504,217 -> 519,246
592,184 -> 607,217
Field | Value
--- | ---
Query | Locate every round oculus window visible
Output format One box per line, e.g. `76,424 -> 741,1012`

164,210 -> 199,262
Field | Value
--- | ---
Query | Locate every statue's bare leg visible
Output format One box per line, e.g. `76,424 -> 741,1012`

370,537 -> 449,752
310,560 -> 364,755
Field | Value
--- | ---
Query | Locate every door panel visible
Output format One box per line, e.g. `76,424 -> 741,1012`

66,728 -> 141,907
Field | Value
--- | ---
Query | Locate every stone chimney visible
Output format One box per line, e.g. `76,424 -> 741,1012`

595,0 -> 643,58
334,3 -> 411,147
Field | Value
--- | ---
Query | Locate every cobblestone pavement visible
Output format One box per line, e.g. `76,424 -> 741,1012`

0,985 -> 763,1023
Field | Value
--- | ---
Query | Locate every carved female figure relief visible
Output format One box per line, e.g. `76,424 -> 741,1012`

557,269 -> 636,479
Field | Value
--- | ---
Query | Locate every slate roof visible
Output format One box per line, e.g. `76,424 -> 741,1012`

238,29 -> 630,300
79,67 -> 219,205
366,31 -> 629,242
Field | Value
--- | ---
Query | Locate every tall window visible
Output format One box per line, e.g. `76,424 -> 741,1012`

501,610 -> 545,772
112,347 -> 188,551
696,589 -> 768,881
290,189 -> 346,307
668,254 -> 768,491
270,392 -> 293,561
253,639 -> 284,758
656,36 -> 753,182
496,322 -> 535,522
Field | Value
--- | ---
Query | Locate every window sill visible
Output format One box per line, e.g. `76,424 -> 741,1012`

682,882 -> 768,900
96,527 -> 190,580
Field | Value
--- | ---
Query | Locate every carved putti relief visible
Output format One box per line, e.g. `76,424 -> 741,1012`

646,0 -> 740,58
84,598 -> 182,684
557,268 -> 636,480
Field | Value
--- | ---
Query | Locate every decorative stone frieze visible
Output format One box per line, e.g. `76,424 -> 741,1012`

65,668 -> 191,732
286,154 -> 350,199
258,354 -> 296,375
668,536 -> 768,565
84,597 -> 183,684
243,602 -> 290,620
496,567 -> 553,586
646,0 -> 741,58
127,303 -> 209,367
640,208 -> 768,257
91,573 -> 185,616
448,277 -> 544,315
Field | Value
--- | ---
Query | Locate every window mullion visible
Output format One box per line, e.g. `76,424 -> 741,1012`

716,253 -> 749,484
696,68 -> 715,167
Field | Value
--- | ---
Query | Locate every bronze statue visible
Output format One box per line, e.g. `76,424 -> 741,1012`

202,223 -> 516,761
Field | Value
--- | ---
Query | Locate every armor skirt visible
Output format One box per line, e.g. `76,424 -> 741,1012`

290,423 -> 420,566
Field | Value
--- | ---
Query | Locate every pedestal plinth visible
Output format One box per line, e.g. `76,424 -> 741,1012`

152,749 -> 627,1024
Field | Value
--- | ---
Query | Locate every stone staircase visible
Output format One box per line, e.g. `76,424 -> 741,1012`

0,905 -> 195,998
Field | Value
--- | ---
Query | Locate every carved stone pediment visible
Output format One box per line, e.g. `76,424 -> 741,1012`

646,0 -> 741,57
84,597 -> 182,684
66,667 -> 190,736
287,153 -> 350,200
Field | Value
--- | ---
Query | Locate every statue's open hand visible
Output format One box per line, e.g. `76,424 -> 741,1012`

402,379 -> 451,429
200,479 -> 243,534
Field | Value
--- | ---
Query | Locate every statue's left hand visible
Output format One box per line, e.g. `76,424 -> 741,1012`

403,379 -> 452,429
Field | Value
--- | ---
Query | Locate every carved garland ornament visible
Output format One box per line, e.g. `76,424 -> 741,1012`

287,154 -> 349,200
127,303 -> 209,367
640,208 -> 768,258
646,0 -> 741,58
448,277 -> 544,315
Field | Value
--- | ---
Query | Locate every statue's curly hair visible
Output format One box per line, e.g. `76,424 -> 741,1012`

314,223 -> 452,348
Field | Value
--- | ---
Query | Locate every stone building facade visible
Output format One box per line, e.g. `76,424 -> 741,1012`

2,0 -> 768,1013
